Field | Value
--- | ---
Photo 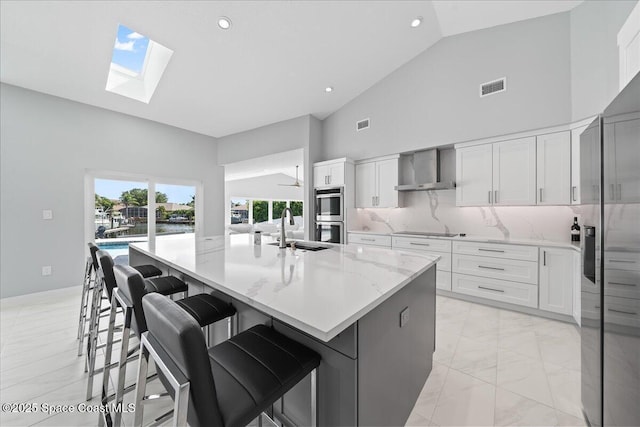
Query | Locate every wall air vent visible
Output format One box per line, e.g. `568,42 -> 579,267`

480,77 -> 506,97
356,118 -> 370,132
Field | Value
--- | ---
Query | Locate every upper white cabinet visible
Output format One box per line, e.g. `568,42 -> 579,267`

456,144 -> 493,206
570,125 -> 587,205
355,156 -> 399,208
314,159 -> 346,188
456,137 -> 536,206
493,137 -> 537,205
539,247 -> 575,316
536,131 -> 571,205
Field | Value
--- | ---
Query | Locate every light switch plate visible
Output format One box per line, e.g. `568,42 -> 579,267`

42,266 -> 52,276
400,307 -> 410,328
42,210 -> 53,220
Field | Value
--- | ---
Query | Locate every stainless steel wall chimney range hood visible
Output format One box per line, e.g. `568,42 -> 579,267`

395,148 -> 456,191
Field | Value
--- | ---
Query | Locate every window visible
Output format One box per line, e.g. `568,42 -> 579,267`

252,200 -> 268,223
105,24 -> 173,103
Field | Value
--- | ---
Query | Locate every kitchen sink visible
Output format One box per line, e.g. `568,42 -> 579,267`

268,241 -> 330,251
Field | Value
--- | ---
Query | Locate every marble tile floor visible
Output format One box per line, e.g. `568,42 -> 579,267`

1,286 -> 586,426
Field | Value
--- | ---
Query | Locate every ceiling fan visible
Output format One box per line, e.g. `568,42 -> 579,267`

278,165 -> 302,187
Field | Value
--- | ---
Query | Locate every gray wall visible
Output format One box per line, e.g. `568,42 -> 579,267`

0,84 -> 223,298
570,0 -> 638,121
321,12 -> 572,160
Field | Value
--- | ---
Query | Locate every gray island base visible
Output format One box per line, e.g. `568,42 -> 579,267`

130,235 -> 436,426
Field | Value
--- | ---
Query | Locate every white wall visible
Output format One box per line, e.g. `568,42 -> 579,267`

0,84 -> 223,298
570,0 -> 638,121
321,12 -> 572,160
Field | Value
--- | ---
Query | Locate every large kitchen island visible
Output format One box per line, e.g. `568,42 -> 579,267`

129,234 -> 438,426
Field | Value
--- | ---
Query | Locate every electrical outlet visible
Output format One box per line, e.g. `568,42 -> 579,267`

42,266 -> 52,276
42,210 -> 53,220
400,307 -> 410,328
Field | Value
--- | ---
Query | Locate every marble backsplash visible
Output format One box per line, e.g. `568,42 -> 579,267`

348,190 -> 584,243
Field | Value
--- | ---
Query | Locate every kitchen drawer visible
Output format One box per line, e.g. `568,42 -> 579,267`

347,233 -> 391,248
604,269 -> 640,299
452,241 -> 538,261
393,245 -> 451,272
604,251 -> 640,271
604,296 -> 640,328
392,236 -> 452,253
452,273 -> 538,308
437,270 -> 452,291
452,254 -> 538,285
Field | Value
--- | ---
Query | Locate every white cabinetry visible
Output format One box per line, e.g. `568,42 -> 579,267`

537,131 -> 571,205
539,247 -> 574,316
456,137 -> 536,206
456,144 -> 493,206
347,232 -> 391,248
451,241 -> 539,308
392,236 -> 452,291
355,156 -> 399,208
493,137 -> 537,205
314,160 -> 345,188
571,125 -> 587,205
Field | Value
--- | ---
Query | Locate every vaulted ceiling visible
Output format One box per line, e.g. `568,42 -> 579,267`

0,1 -> 582,138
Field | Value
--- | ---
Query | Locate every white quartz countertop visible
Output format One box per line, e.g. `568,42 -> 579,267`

348,230 -> 581,252
130,234 -> 438,342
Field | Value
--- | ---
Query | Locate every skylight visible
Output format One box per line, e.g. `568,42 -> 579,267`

105,24 -> 173,103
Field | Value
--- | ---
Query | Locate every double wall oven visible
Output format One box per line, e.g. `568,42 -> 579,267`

315,187 -> 344,244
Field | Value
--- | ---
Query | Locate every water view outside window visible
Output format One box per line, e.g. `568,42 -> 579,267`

155,183 -> 196,236
95,179 -> 148,240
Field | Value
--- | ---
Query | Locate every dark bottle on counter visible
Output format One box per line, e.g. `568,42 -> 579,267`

571,217 -> 581,242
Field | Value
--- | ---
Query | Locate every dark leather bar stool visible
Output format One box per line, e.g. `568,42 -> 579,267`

85,251 -> 192,401
135,293 -> 321,427
78,242 -> 164,356
101,265 -> 237,427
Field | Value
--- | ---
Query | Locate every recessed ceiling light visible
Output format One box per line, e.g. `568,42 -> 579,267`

410,17 -> 423,28
218,17 -> 232,30
325,86 -> 333,93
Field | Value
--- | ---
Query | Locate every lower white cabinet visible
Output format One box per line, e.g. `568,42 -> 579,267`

452,273 -> 538,308
392,236 -> 452,291
347,232 -> 391,248
539,247 -> 574,316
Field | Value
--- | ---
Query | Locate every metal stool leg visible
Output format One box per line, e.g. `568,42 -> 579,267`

113,306 -> 133,427
133,341 -> 150,427
77,258 -> 93,340
98,293 -> 120,427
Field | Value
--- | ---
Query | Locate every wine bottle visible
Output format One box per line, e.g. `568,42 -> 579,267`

571,217 -> 581,242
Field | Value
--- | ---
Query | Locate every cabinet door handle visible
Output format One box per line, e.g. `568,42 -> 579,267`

543,250 -> 546,266
410,242 -> 430,246
488,191 -> 492,204
608,282 -> 637,287
494,190 -> 498,204
539,188 -> 543,203
478,265 -> 505,271
610,184 -> 615,200
376,196 -> 380,206
478,286 -> 505,293
361,238 -> 375,242
572,186 -> 577,201
372,196 -> 375,206
617,184 -> 622,200
610,259 -> 636,263
328,175 -> 331,185
608,308 -> 637,316
478,248 -> 505,253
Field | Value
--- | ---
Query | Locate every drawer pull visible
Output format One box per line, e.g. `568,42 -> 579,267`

361,238 -> 375,242
478,265 -> 505,271
609,259 -> 636,263
608,282 -> 637,287
478,248 -> 505,253
478,286 -> 505,293
410,242 -> 430,247
608,308 -> 637,316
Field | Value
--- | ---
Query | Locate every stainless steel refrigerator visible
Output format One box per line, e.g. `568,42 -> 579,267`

580,71 -> 640,427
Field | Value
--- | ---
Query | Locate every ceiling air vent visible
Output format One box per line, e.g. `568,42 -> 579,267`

480,77 -> 506,97
356,118 -> 370,132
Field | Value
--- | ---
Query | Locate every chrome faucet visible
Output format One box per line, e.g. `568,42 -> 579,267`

279,207 -> 295,249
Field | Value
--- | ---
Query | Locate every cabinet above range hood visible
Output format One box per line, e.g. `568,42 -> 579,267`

395,148 -> 456,191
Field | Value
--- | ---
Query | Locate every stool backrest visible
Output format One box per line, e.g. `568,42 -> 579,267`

113,265 -> 149,336
142,293 -> 223,427
96,250 -> 117,301
88,243 -> 100,271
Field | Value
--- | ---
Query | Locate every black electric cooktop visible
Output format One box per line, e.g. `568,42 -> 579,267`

394,231 -> 459,238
